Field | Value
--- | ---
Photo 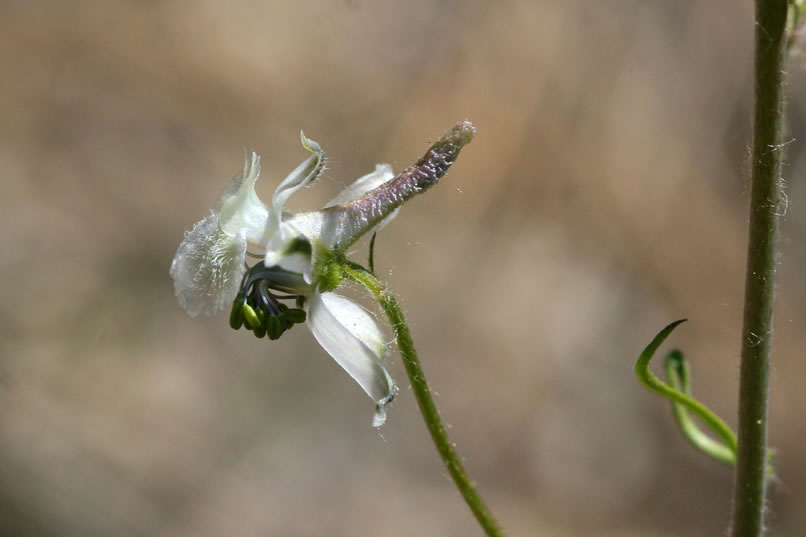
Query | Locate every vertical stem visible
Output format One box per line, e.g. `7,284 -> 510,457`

342,263 -> 508,537
732,1 -> 788,536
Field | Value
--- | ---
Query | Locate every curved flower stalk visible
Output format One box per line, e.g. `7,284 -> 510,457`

635,320 -> 739,465
170,121 -> 476,426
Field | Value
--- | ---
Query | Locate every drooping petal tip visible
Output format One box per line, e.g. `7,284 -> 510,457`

373,380 -> 398,427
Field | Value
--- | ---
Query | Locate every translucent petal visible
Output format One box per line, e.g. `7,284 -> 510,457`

271,132 -> 325,226
322,163 -> 400,235
325,164 -> 394,206
307,291 -> 396,426
216,150 -> 271,243
170,213 -> 247,317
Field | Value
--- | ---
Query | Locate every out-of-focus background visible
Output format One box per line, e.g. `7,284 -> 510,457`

1,1 -> 805,536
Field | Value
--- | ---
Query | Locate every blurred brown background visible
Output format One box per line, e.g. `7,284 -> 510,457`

1,1 -> 805,536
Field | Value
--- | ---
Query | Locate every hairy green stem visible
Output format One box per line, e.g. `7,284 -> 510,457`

342,262 -> 507,537
732,1 -> 788,535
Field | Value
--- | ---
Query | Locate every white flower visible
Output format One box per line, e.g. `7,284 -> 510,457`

170,121 -> 475,426
170,134 -> 323,316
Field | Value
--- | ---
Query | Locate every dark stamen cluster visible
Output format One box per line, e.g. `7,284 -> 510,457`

229,262 -> 307,340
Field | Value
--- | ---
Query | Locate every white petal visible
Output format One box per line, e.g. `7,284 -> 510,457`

324,163 -> 400,234
307,291 -> 396,426
271,132 -> 325,224
264,221 -> 314,284
170,213 -> 247,317
325,164 -> 394,207
216,150 -> 271,243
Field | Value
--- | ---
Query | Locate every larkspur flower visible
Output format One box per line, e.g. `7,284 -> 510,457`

170,121 -> 476,426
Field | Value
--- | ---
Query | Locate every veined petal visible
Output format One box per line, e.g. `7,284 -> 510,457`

170,213 -> 247,317
307,291 -> 396,426
271,132 -> 325,228
216,150 -> 271,243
